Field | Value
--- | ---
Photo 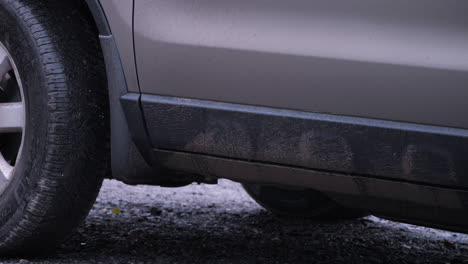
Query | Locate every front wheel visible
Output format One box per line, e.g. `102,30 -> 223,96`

0,0 -> 108,255
243,183 -> 366,220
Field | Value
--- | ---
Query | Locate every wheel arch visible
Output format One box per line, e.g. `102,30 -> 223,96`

84,0 -> 112,36
82,0 -> 224,186
83,0 -> 157,182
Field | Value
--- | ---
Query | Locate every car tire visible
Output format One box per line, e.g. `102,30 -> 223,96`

0,0 -> 108,255
243,183 -> 366,220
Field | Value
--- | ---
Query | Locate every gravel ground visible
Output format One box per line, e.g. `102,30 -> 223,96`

2,179 -> 468,264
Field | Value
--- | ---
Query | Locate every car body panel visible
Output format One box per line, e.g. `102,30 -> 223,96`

134,0 -> 468,128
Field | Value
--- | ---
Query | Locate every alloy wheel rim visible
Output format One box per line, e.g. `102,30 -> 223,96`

0,41 -> 25,195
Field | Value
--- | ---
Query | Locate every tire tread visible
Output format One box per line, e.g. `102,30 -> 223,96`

0,0 -> 109,255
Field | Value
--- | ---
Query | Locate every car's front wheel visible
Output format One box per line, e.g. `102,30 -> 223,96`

0,0 -> 108,255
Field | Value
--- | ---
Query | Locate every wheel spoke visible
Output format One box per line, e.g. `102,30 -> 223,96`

0,48 -> 11,81
0,42 -> 23,194
0,152 -> 13,180
0,102 -> 25,133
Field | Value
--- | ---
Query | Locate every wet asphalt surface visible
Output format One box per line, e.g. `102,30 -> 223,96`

2,179 -> 468,264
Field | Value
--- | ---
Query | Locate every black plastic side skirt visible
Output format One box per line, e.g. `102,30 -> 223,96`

127,93 -> 468,232
139,94 -> 468,189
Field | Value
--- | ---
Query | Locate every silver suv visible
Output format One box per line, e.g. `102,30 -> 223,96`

0,0 -> 467,255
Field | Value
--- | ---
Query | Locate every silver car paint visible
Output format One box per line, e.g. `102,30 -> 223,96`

99,0 -> 139,93
133,0 -> 468,129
